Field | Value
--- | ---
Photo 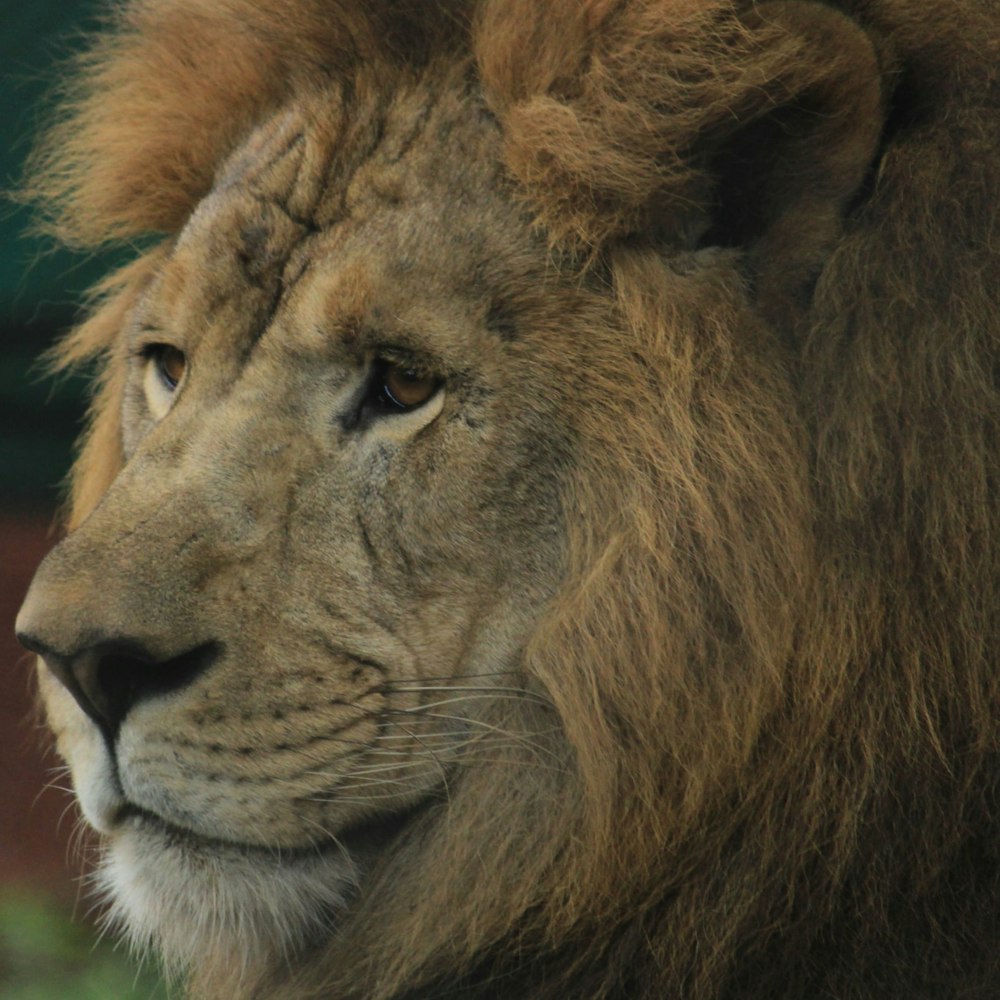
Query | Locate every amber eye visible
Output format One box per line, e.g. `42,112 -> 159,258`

151,344 -> 187,391
142,344 -> 187,421
378,362 -> 440,411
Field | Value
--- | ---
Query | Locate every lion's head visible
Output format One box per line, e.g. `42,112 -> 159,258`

15,1 -> 1000,998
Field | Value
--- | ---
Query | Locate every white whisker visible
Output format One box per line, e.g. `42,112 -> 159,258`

386,684 -> 553,709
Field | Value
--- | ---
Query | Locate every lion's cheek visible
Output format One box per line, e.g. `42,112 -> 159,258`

112,737 -> 321,847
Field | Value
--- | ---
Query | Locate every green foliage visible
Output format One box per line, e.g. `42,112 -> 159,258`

0,892 -> 168,1000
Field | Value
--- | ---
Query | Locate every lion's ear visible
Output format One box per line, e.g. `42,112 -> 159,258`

699,2 -> 886,326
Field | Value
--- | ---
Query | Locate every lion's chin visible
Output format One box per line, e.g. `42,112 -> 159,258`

96,809 -> 362,984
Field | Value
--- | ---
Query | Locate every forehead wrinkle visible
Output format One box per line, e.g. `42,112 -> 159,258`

331,73 -> 499,218
216,95 -> 348,231
179,74 -> 519,375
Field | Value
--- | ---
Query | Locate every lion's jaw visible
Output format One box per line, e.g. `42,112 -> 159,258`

37,663 -> 366,986
98,807 -> 364,987
18,82 -> 573,983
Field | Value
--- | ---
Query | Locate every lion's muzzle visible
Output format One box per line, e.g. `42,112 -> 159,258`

14,447 -> 249,742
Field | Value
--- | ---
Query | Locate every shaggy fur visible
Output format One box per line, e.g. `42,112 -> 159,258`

17,1 -> 1000,998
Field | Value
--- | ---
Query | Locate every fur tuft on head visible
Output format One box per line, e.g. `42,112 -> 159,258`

25,0 -> 468,247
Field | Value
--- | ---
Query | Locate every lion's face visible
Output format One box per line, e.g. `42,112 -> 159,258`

18,81 -> 580,974
24,0 -> 995,995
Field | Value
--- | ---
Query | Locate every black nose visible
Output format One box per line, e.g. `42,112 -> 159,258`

16,632 -> 221,739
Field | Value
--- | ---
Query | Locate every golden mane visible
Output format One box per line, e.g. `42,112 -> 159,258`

25,1 -> 1000,997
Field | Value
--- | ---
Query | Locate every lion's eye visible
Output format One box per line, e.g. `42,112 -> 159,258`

149,344 -> 186,391
344,356 -> 445,433
374,361 -> 440,413
142,344 -> 187,419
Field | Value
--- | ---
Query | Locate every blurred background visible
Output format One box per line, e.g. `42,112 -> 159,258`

2,4 -> 166,996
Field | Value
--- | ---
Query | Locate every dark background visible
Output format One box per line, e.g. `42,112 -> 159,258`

0,9 -> 168,996
1,2 -> 125,507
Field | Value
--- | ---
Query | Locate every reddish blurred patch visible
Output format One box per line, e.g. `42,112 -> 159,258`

0,511 -> 89,900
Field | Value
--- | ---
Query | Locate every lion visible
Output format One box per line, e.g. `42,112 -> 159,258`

14,0 -> 1000,997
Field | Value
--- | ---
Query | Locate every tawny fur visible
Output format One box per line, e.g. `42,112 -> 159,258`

21,1 -> 1000,998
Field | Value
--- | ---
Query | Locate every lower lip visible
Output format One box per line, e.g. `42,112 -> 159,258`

116,798 -> 425,858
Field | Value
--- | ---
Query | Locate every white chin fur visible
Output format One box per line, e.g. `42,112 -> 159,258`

96,819 -> 359,985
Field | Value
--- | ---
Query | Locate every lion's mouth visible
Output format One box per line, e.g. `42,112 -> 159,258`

115,799 -> 423,860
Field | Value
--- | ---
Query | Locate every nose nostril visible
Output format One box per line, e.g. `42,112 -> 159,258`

94,650 -> 157,734
23,636 -> 223,740
95,643 -> 223,735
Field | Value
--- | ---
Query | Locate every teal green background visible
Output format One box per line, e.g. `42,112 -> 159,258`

2,2 -> 124,506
